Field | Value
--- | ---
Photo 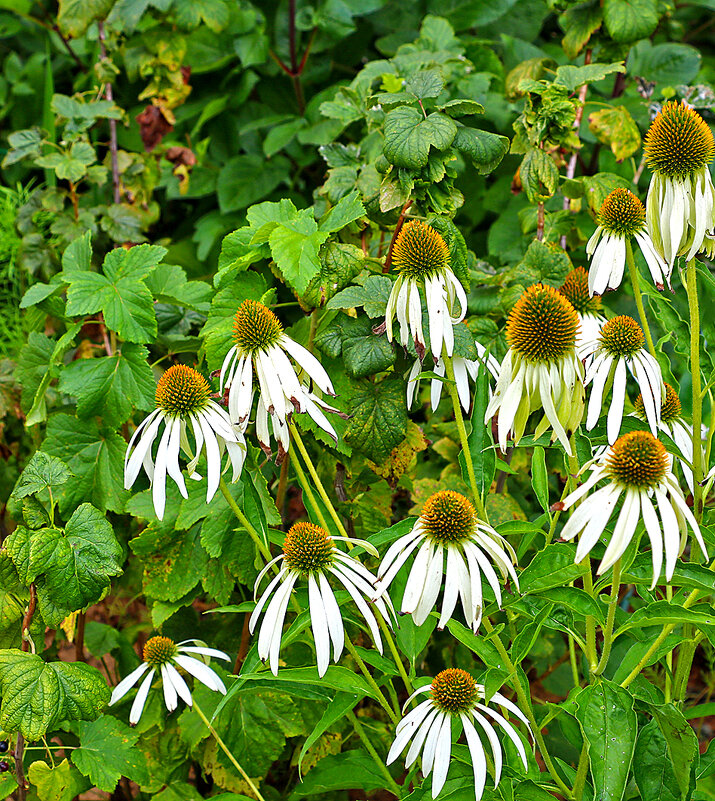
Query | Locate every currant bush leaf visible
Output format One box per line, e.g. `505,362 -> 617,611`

11,451 -> 71,499
383,107 -> 457,170
602,0 -> 658,42
28,758 -> 90,801
344,378 -> 408,462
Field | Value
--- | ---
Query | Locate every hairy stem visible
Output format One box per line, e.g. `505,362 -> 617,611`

594,559 -> 621,676
685,257 -> 704,520
442,353 -> 490,523
572,740 -> 590,801
625,240 -> 656,358
288,444 -> 332,533
348,710 -> 402,797
377,611 -> 413,695
219,478 -> 273,564
345,636 -> 398,723
194,701 -> 266,801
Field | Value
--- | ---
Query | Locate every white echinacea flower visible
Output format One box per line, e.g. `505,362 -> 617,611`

584,315 -> 664,444
485,283 -> 584,456
385,221 -> 467,360
109,636 -> 230,725
559,430 -> 707,588
387,669 -> 530,800
644,101 -> 715,270
406,340 -> 500,412
586,188 -> 670,293
558,267 -> 606,362
374,490 -> 519,632
250,522 -> 394,676
124,365 -> 246,520
219,299 -> 342,460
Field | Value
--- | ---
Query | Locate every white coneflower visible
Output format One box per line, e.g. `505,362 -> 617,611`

250,522 -> 394,677
485,283 -> 584,456
374,490 -> 518,632
644,101 -> 715,269
560,430 -> 707,587
634,383 -> 703,493
559,267 -> 606,362
385,221 -> 468,360
219,300 -> 341,460
387,669 -> 530,800
586,188 -> 670,293
406,341 -> 500,412
109,636 -> 229,725
584,315 -> 664,444
124,365 -> 246,520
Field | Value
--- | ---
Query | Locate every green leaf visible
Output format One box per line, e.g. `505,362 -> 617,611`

11,452 -> 71,499
520,148 -> 559,203
575,680 -> 637,801
0,554 -> 36,649
628,41 -> 702,86
2,128 -> 42,167
344,378 -> 408,462
588,106 -> 641,162
290,751 -> 388,797
58,344 -> 155,425
603,0 -> 659,42
133,526 -> 207,603
72,716 -> 150,792
326,275 -> 392,318
57,0 -> 114,36
383,107 -> 457,170
554,62 -> 625,92
62,230 -> 92,274
28,758 -> 90,801
301,242 -> 365,309
511,240 -> 573,289
318,191 -> 365,234
172,0 -> 229,31
511,602 -> 554,663
0,650 -> 109,740
452,124 -> 510,175
649,704 -> 698,800
559,0 -> 603,59
581,172 -> 631,214
519,544 -> 584,594
297,692 -> 357,776
336,315 -> 395,378
269,210 -> 329,295
633,720 -> 682,801
217,154 -> 289,214
405,68 -> 445,100
530,447 -> 549,512
35,141 -> 95,182
615,601 -> 715,639
42,414 -> 130,514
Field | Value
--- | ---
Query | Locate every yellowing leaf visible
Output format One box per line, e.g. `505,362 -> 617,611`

588,106 -> 641,161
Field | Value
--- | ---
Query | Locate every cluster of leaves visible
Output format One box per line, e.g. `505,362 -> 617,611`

1,0 -> 715,800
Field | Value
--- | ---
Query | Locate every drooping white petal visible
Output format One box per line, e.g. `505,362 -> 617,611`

129,669 -> 155,725
110,663 -> 150,705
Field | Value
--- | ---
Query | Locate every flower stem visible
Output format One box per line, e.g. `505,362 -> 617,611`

572,740 -> 590,801
569,636 -> 580,687
219,478 -> 273,565
347,710 -> 403,797
194,700 -> 266,801
345,635 -> 398,723
287,443 -> 332,533
685,257 -> 704,521
594,559 -> 621,676
481,618 -> 573,799
625,239 -> 657,359
442,353 -> 490,523
377,610 -> 413,695
289,423 -> 349,539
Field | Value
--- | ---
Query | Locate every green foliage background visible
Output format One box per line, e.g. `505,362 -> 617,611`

0,0 -> 714,799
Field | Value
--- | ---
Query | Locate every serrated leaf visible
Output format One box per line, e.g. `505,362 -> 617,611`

560,0 -> 603,59
345,379 -> 408,462
326,275 -> 392,318
383,107 -> 457,170
340,316 -> 396,378
28,758 -> 90,801
318,191 -> 365,234
452,124 -> 510,175
269,211 -> 329,295
72,716 -> 150,792
0,650 -> 109,740
511,240 -> 573,288
58,344 -> 155,425
603,0 -> 659,42
520,148 -> 559,202
62,230 -> 92,274
172,0 -> 229,31
57,0 -> 114,36
302,242 -> 365,309
554,62 -> 625,92
405,68 -> 445,100
589,106 -> 641,162
11,452 -> 71,499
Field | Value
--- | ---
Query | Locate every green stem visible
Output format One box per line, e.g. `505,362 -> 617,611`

288,444 -> 331,532
594,559 -> 621,676
194,701 -> 267,801
685,257 -> 704,521
569,635 -> 580,688
625,239 -> 657,359
219,478 -> 273,565
665,585 -> 673,703
377,610 -> 413,695
345,635 -> 398,723
442,352 -> 489,523
673,636 -> 700,703
572,740 -> 590,801
348,710 -> 402,797
290,423 -> 348,539
481,618 -> 572,799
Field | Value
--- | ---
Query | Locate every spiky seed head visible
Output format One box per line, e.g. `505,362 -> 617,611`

599,315 -> 644,358
506,283 -> 579,363
420,490 -> 476,545
644,101 -> 715,179
635,382 -> 682,424
606,430 -> 669,489
391,221 -> 450,280
283,522 -> 334,575
156,365 -> 211,416
559,267 -> 602,315
143,636 -> 177,667
598,189 -> 646,238
431,668 -> 479,714
233,300 -> 283,354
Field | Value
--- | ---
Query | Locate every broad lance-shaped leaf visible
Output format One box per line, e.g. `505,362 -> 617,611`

0,650 -> 109,740
575,679 -> 637,801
